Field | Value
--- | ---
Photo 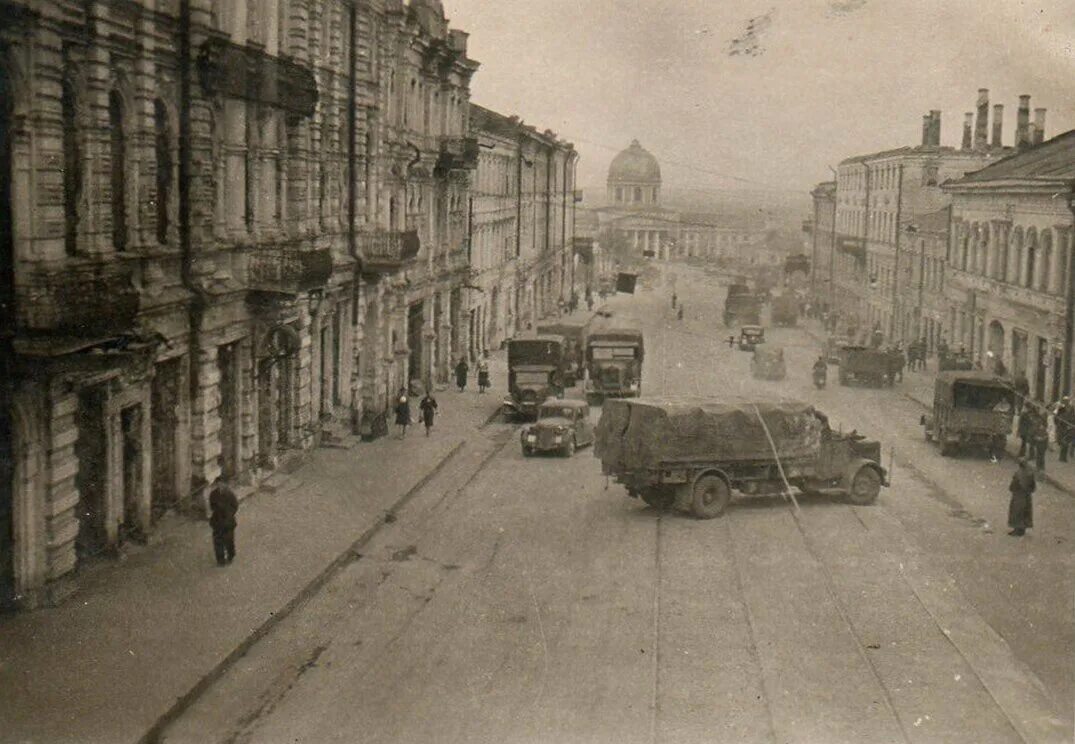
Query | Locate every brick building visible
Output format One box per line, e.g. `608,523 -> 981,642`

0,0 -> 481,608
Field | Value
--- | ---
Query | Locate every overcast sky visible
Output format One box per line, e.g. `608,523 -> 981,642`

444,0 -> 1075,200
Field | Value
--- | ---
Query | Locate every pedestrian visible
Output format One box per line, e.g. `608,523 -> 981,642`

394,387 -> 411,438
477,352 -> 490,393
1017,405 -> 1033,458
1013,374 -> 1030,416
727,334 -> 735,348
1056,396 -> 1074,463
454,356 -> 469,392
1007,457 -> 1036,537
1029,405 -> 1049,471
671,291 -> 677,309
677,304 -> 684,321
208,475 -> 239,566
419,390 -> 438,437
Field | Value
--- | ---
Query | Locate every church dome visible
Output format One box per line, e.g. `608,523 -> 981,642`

608,140 -> 661,183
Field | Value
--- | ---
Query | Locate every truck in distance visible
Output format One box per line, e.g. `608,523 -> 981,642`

584,327 -> 645,401
503,335 -> 566,420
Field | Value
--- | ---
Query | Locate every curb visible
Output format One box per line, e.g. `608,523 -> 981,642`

139,439 -> 469,744
902,391 -> 1075,498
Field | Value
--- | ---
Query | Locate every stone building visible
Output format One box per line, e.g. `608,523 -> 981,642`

0,0 -> 478,608
468,105 -> 579,351
943,129 -> 1075,402
901,206 -> 951,354
830,96 -> 1020,342
594,140 -> 767,263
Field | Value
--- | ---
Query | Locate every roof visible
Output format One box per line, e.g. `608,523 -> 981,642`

948,129 -> 1075,186
617,395 -> 813,417
512,334 -> 565,343
608,140 -> 661,183
935,370 -> 1012,386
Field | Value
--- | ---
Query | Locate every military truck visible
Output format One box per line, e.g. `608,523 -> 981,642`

837,346 -> 892,387
770,294 -> 799,327
502,335 -> 566,420
594,396 -> 889,518
584,327 -> 645,400
723,284 -> 762,326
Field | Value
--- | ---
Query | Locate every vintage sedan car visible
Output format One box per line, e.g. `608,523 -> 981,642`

520,399 -> 594,457
738,325 -> 765,351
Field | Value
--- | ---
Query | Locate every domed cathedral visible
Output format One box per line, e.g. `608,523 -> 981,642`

593,140 -> 768,263
607,140 -> 662,207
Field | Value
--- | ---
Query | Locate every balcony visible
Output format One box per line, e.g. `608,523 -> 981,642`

357,230 -> 421,275
247,245 -> 333,294
15,260 -> 139,338
437,137 -> 480,171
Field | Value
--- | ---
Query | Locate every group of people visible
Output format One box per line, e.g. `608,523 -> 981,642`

1016,394 -> 1075,471
390,353 -> 493,440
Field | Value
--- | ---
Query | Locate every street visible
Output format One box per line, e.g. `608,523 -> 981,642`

154,265 -> 1073,744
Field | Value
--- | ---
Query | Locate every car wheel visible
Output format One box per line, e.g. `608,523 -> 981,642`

691,474 -> 731,519
847,465 -> 882,505
562,437 -> 576,457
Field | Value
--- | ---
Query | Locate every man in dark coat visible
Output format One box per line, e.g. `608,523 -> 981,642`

1055,396 -> 1074,463
419,391 -> 438,437
1017,404 -> 1034,457
1029,405 -> 1049,472
1007,458 -> 1036,537
394,388 -> 411,438
455,357 -> 469,392
208,475 -> 239,566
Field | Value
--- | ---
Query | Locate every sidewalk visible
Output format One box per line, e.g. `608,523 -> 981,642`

0,355 -> 508,744
800,318 -> 1075,497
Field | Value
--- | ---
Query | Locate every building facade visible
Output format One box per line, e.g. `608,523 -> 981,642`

943,130 -> 1075,403
0,0 -> 480,608
468,105 -> 578,353
594,141 -> 768,264
809,181 -> 836,315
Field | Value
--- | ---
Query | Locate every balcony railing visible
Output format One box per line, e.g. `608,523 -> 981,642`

437,136 -> 479,171
247,245 -> 333,294
357,229 -> 421,275
15,260 -> 139,337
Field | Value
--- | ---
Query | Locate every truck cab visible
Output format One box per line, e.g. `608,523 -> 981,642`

921,371 -> 1014,457
584,328 -> 645,400
503,335 -> 566,420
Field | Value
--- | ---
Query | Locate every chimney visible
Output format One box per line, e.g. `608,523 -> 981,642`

1033,108 -> 1046,145
921,114 -> 932,146
929,110 -> 942,147
991,104 -> 1004,147
1016,95 -> 1031,149
962,113 -> 973,150
974,88 -> 989,149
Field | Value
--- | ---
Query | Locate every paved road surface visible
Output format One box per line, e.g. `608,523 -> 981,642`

161,265 -> 1072,744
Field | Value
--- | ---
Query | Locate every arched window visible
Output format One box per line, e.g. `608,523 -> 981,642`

109,90 -> 128,251
1025,227 -> 1037,289
154,99 -> 172,245
1010,226 -> 1024,284
61,68 -> 81,256
1039,229 -> 1053,292
995,226 -> 1008,281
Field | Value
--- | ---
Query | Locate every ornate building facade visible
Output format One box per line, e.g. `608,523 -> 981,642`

0,0 -> 480,608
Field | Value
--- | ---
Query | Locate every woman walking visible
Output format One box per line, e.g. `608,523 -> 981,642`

455,356 -> 469,392
394,387 -> 411,438
419,390 -> 438,436
1007,457 -> 1036,537
477,352 -> 490,394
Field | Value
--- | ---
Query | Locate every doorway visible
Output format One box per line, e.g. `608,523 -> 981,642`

1011,330 -> 1028,384
75,386 -> 109,561
218,343 -> 240,479
120,404 -> 144,542
150,358 -> 181,520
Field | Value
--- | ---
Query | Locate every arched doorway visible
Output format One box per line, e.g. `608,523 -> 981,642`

256,325 -> 299,469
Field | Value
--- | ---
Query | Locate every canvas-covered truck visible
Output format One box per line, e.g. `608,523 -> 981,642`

723,284 -> 762,326
503,335 -> 566,420
837,346 -> 892,387
770,294 -> 799,327
921,371 -> 1015,457
594,396 -> 889,519
584,327 -> 645,400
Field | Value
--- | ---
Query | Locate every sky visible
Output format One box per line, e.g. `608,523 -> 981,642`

443,0 -> 1075,202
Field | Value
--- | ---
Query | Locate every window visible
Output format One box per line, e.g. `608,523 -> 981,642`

615,186 -> 623,202
61,67 -> 81,256
109,90 -> 127,251
154,99 -> 171,245
244,105 -> 255,230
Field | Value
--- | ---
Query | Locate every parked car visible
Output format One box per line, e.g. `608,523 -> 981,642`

738,325 -> 765,351
521,398 -> 594,457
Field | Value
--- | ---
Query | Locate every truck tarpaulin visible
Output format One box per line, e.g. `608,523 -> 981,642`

594,396 -> 822,472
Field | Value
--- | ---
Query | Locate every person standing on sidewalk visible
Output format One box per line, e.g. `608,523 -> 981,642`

394,387 -> 411,438
1029,404 -> 1049,471
477,352 -> 490,393
455,357 -> 469,392
419,390 -> 438,437
1055,396 -> 1074,463
208,475 -> 239,566
1007,457 -> 1036,537
1017,403 -> 1034,457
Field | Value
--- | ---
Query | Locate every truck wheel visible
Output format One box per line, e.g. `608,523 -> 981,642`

847,465 -> 881,505
691,474 -> 731,519
562,437 -> 576,457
